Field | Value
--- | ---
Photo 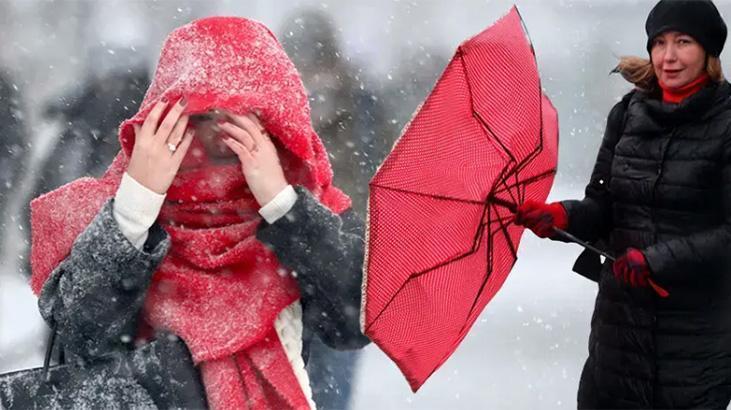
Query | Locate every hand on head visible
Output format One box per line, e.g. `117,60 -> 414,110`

126,99 -> 288,206
219,113 -> 289,206
127,98 -> 194,195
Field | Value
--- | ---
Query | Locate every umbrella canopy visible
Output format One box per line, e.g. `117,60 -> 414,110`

362,6 -> 559,391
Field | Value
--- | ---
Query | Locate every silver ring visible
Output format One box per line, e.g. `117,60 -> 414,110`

167,143 -> 177,153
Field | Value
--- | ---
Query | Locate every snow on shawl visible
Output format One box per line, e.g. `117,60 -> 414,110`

30,16 -> 350,410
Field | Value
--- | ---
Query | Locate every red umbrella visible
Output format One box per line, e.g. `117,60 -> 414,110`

362,6 -> 559,391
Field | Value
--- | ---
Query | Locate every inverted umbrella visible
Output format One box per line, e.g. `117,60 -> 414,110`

362,6 -> 559,391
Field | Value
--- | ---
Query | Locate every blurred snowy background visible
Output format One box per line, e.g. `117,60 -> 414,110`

0,0 -> 725,409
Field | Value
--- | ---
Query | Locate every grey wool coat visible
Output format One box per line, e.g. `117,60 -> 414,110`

37,186 -> 369,406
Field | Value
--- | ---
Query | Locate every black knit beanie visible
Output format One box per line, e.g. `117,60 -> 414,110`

646,0 -> 727,57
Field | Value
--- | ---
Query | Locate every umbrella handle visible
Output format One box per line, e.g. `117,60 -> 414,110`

492,199 -> 670,298
552,228 -> 670,299
552,228 -> 615,262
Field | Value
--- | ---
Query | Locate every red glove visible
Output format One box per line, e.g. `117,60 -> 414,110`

513,200 -> 568,238
612,248 -> 651,287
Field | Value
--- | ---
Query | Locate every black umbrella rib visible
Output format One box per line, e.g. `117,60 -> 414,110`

493,175 -> 520,211
366,160 -> 545,345
478,204 -> 496,307
443,163 -> 519,322
408,200 -> 490,281
471,83 -> 548,215
466,4 -> 552,212
364,199 -> 493,333
469,66 -> 546,180
494,168 -> 556,195
509,5 -> 549,175
369,183 -> 487,206
487,49 -> 551,200
472,110 -> 516,165
367,154 -> 522,331
459,36 -> 551,212
461,200 -> 520,332
490,112 -> 545,190
489,168 -> 556,213
491,200 -> 518,258
454,176 -> 528,337
492,89 -> 556,208
458,50 -> 517,166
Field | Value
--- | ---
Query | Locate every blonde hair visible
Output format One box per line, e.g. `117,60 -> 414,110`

613,55 -> 724,91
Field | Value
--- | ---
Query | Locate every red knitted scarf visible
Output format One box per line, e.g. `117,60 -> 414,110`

30,17 -> 350,410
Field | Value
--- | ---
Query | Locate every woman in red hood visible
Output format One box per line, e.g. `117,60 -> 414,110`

30,17 -> 368,410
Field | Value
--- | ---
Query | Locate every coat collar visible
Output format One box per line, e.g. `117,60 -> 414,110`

631,80 -> 731,126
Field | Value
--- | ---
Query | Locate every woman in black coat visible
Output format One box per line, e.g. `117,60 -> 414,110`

516,1 -> 731,408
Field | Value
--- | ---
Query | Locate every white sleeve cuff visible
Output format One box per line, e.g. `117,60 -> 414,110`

258,185 -> 297,224
112,172 -> 166,250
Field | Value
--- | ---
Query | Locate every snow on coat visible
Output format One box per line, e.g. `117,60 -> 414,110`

30,16 -> 353,410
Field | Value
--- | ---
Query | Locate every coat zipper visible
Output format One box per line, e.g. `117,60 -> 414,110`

650,127 -> 675,243
649,126 -> 674,406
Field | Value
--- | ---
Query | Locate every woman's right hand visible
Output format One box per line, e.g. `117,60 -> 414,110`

127,98 -> 194,194
513,200 -> 569,238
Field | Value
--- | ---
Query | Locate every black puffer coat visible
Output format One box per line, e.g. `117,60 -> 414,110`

562,81 -> 731,409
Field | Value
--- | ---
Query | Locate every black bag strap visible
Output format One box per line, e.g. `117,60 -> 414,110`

42,324 -> 59,380
42,323 -> 66,381
42,326 -> 55,372
613,91 -> 634,146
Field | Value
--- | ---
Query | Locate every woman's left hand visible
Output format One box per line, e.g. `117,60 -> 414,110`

612,248 -> 650,287
221,113 -> 289,206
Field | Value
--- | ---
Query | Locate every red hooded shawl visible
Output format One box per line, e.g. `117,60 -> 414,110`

30,17 -> 350,410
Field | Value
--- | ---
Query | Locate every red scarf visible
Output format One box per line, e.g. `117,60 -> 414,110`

659,73 -> 710,104
30,17 -> 350,410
